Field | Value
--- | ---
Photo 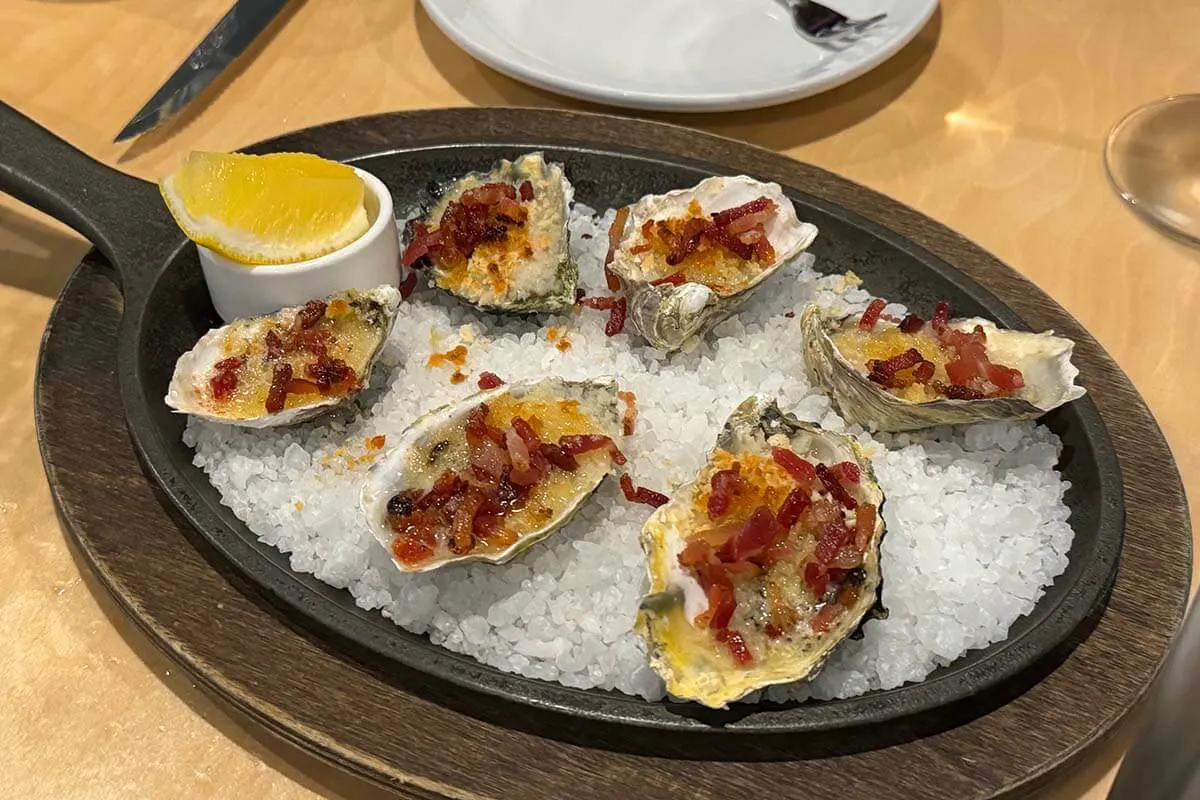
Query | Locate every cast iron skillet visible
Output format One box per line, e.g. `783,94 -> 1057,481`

1,103 -> 1123,733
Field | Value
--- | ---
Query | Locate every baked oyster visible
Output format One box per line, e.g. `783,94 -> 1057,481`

605,175 -> 818,351
165,285 -> 400,428
635,395 -> 886,709
400,152 -> 576,313
801,298 -> 1086,432
361,377 -> 624,573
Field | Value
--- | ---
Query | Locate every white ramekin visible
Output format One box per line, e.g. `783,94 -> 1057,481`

197,167 -> 402,322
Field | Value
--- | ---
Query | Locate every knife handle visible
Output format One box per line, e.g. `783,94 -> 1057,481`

0,101 -> 176,300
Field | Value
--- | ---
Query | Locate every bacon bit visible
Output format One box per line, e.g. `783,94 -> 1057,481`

757,539 -> 797,569
415,470 -> 467,511
804,562 -> 827,597
394,535 -> 435,565
604,207 -> 629,291
816,463 -> 857,509
619,474 -> 669,508
776,487 -> 811,530
867,348 -> 926,387
832,461 -> 860,485
899,313 -> 925,333
538,442 -> 578,472
518,180 -> 534,202
838,583 -> 860,609
711,197 -> 776,228
450,370 -> 467,384
666,217 -> 709,266
815,519 -> 854,564
678,538 -> 718,568
477,371 -> 504,390
913,361 -> 935,383
704,223 -> 754,260
399,268 -> 419,299
305,357 -> 357,392
725,210 -> 774,236
295,501 -> 305,511
651,271 -> 687,287
716,506 -> 783,563
930,301 -> 951,333
449,490 -> 483,554
618,391 -> 638,436
784,310 -> 796,318
771,447 -> 817,490
460,182 -> 517,207
859,299 -> 887,330
296,300 -> 327,330
935,382 -> 987,400
210,357 -> 243,401
579,296 -> 617,311
367,435 -> 387,451
605,296 -> 627,336
811,603 -> 846,634
427,344 -> 469,368
630,244 -> 652,255
559,433 -> 626,465
556,337 -> 572,352
578,296 -> 626,331
545,327 -> 560,342
697,567 -> 737,630
264,331 -> 284,361
987,363 -> 1025,393
854,503 -> 876,552
714,628 -> 753,666
706,463 -> 745,520
401,222 -> 445,267
828,544 -> 865,570
265,362 -> 293,413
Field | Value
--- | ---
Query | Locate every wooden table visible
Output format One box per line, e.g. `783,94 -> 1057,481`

1,1 -> 1195,797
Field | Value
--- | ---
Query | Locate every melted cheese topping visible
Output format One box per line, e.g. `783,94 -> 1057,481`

204,301 -> 381,418
830,326 -> 951,402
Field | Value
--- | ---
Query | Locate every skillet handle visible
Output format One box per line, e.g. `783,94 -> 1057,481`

0,102 -> 178,300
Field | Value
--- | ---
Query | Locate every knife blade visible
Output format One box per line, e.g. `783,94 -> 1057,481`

114,0 -> 293,143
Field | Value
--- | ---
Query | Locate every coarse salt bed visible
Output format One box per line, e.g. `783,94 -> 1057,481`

183,202 -> 1074,704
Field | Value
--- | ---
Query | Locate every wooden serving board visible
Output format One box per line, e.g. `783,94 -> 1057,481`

38,216 -> 1190,799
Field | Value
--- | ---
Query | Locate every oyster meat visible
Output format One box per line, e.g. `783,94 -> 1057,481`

165,285 -> 400,428
361,377 -> 624,573
801,298 -> 1086,432
606,175 -> 818,351
635,395 -> 886,709
400,152 -> 576,313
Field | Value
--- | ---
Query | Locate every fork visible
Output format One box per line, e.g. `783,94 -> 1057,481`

787,1 -> 888,42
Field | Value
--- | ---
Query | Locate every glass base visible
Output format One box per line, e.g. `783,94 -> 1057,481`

1105,94 -> 1200,245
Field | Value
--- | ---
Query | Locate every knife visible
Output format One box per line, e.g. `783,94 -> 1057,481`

114,0 -> 293,143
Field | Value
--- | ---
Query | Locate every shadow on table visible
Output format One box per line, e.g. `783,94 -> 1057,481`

0,206 -> 91,298
413,3 -> 944,155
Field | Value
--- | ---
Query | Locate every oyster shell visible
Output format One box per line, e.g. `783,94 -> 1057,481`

607,176 -> 818,351
635,395 -> 886,709
801,303 -> 1086,432
165,285 -> 400,428
361,377 -> 622,573
403,152 -> 577,313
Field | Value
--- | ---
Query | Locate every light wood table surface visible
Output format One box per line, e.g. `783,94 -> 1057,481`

1,1 -> 1196,797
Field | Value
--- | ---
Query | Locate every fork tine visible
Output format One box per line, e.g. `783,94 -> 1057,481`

841,13 -> 888,34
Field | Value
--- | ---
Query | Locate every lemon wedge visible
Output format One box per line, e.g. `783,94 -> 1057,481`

159,151 -> 371,266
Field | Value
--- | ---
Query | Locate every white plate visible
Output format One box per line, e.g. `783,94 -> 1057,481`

420,0 -> 939,113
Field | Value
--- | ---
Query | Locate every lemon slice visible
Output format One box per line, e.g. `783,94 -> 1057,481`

159,151 -> 371,265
